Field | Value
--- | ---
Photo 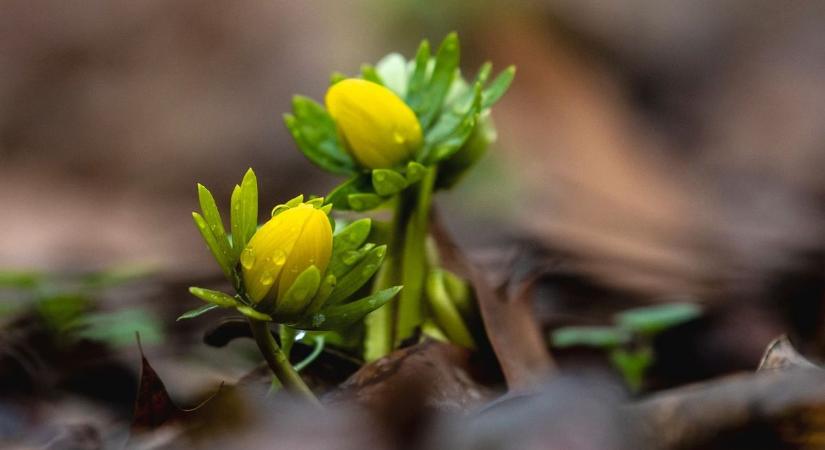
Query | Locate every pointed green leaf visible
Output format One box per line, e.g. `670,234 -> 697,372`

419,32 -> 460,129
325,173 -> 372,210
405,39 -> 431,112
482,66 -> 515,109
331,243 -> 375,280
188,286 -> 238,307
275,265 -> 321,319
615,303 -> 701,336
375,53 -> 408,97
325,245 -> 387,305
371,169 -> 408,196
286,96 -> 356,175
293,286 -> 402,331
330,218 -> 372,278
405,161 -> 427,184
551,326 -> 631,349
177,304 -> 219,321
192,212 -> 234,280
240,168 -> 258,241
426,84 -> 483,163
237,305 -> 272,322
197,184 -> 233,266
305,274 -> 337,315
360,64 -> 383,85
347,193 -> 385,211
330,71 -> 347,85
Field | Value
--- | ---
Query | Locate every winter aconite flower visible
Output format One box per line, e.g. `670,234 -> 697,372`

241,204 -> 333,303
326,79 -> 422,169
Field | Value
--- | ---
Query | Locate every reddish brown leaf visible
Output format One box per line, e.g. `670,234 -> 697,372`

430,211 -> 555,391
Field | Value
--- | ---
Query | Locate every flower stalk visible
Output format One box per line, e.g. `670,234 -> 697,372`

248,318 -> 320,405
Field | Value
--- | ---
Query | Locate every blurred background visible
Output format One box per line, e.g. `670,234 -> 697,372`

3,1 -> 825,446
3,0 -> 825,301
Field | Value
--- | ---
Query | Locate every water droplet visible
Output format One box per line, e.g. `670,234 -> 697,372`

375,247 -> 386,258
347,233 -> 362,244
272,250 -> 286,266
362,264 -> 376,276
343,250 -> 361,265
374,172 -> 386,181
260,271 -> 274,286
350,198 -> 363,209
312,314 -> 326,327
368,299 -> 376,307
240,248 -> 256,270
393,132 -> 406,144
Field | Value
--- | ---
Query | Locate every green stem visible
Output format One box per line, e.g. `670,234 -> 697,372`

363,197 -> 405,361
280,324 -> 297,360
248,319 -> 320,406
395,166 -> 437,345
426,269 -> 476,349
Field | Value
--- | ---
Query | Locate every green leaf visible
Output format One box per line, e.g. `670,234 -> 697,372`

615,303 -> 701,336
330,219 -> 372,278
192,212 -> 234,280
418,32 -> 460,129
371,169 -> 408,196
286,96 -> 356,175
482,66 -> 515,109
325,245 -> 387,305
229,169 -> 258,259
294,286 -> 402,331
330,71 -> 347,85
375,53 -> 408,97
188,286 -> 238,307
405,161 -> 427,184
347,193 -> 385,211
237,305 -> 272,322
240,169 -> 259,242
197,184 -> 233,266
405,39 -> 431,113
0,271 -> 41,289
69,309 -> 163,347
360,64 -> 384,85
551,326 -> 631,349
305,274 -> 336,314
177,304 -> 219,321
610,348 -> 653,392
325,173 -> 372,210
274,265 -> 321,319
423,83 -> 483,164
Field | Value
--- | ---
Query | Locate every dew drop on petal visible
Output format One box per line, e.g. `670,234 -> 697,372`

240,247 -> 256,270
273,250 -> 287,266
260,271 -> 274,287
393,132 -> 405,144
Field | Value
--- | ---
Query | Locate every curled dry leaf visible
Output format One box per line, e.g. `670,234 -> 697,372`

430,210 -> 555,391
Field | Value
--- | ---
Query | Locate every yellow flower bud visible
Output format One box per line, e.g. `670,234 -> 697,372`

241,204 -> 332,304
326,79 -> 422,169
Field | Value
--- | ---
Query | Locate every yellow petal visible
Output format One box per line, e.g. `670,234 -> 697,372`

325,79 -> 422,169
242,206 -> 312,302
277,206 -> 333,299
